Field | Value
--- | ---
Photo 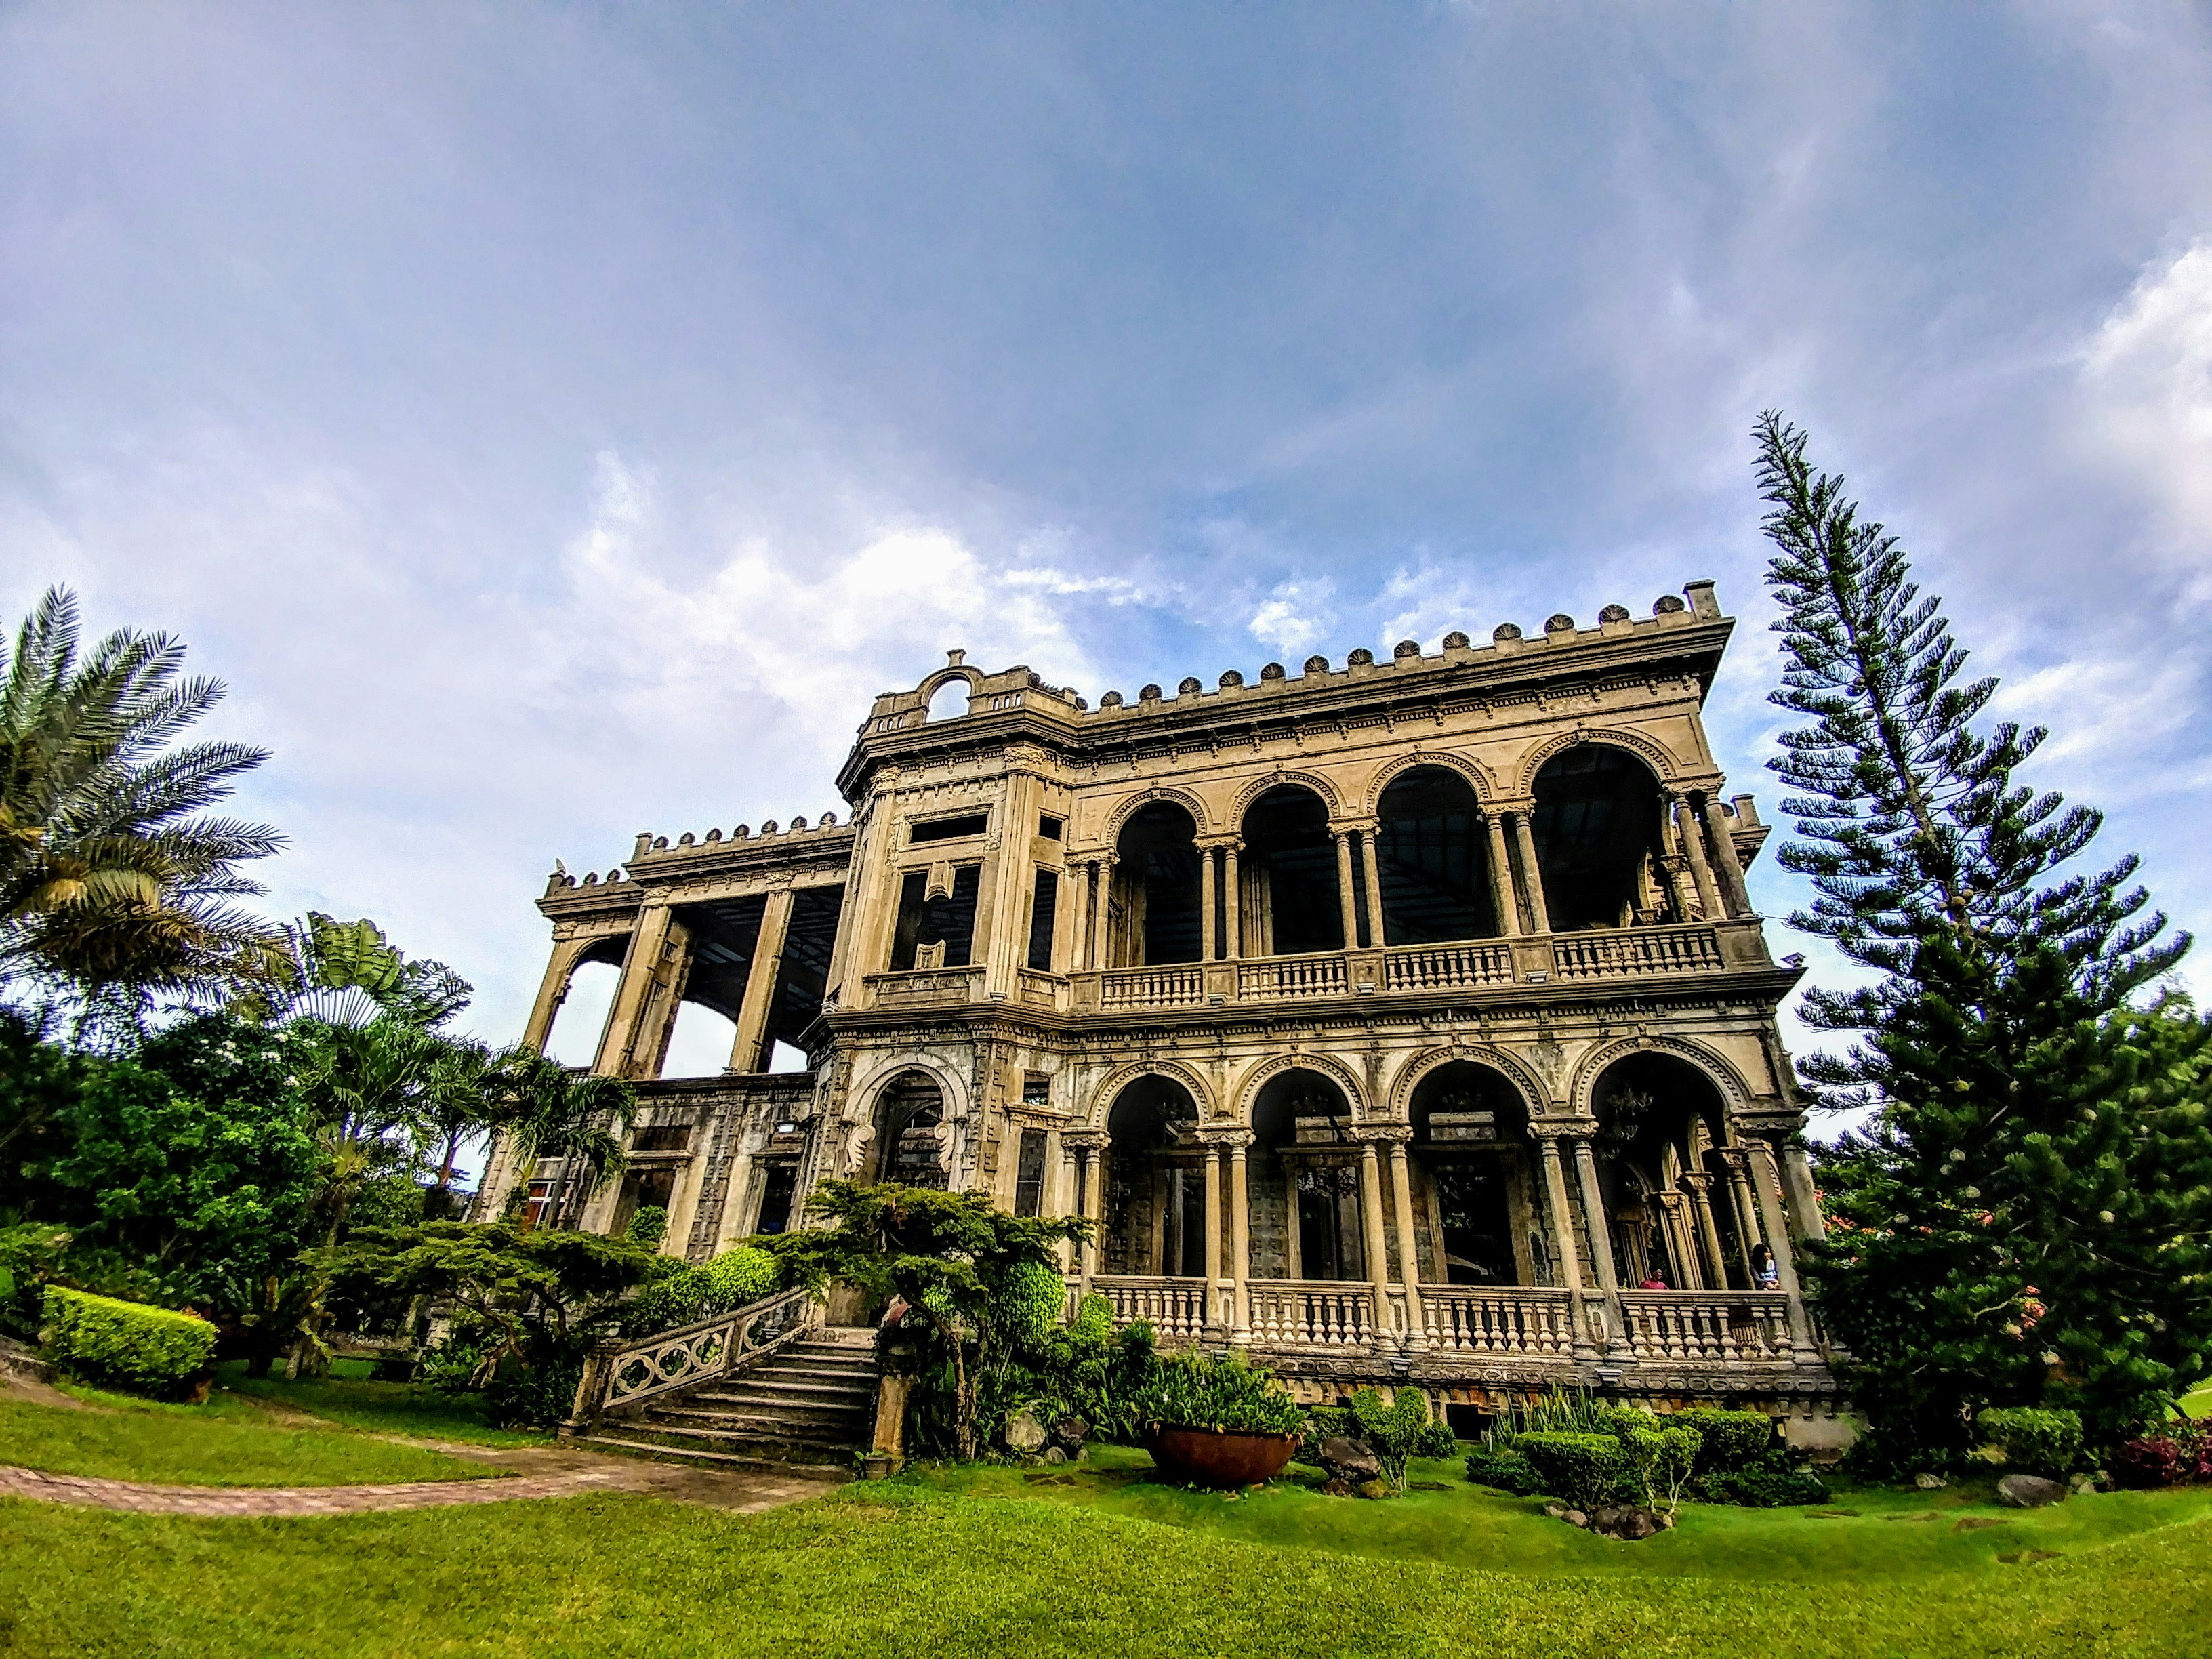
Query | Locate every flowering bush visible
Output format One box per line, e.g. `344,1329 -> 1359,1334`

2110,1421 -> 2212,1489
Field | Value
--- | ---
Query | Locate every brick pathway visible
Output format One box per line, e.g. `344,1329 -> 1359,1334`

0,1451 -> 845,1518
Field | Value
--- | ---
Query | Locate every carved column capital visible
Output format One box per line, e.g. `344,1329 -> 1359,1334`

1347,1121 -> 1413,1146
1193,1124 -> 1256,1149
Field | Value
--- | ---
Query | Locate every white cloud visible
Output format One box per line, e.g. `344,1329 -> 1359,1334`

1247,579 -> 1333,657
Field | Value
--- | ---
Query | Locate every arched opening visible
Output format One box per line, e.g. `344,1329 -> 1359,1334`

1248,1068 -> 1362,1281
1240,785 -> 1343,957
1374,766 -> 1494,945
870,1070 -> 949,1189
1530,745 -> 1676,931
1408,1061 -> 1538,1286
1101,1075 -> 1201,1275
541,943 -> 627,1067
1592,1053 -> 1740,1290
924,676 -> 974,721
1111,802 -> 1202,966
660,1002 -> 738,1078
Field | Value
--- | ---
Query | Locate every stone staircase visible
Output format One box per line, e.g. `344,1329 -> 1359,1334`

573,1326 -> 878,1477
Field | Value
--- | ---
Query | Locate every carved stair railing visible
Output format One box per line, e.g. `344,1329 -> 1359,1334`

563,1285 -> 821,1435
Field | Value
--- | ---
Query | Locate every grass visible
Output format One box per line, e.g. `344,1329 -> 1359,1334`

5,1479 -> 2211,1658
215,1359 -> 554,1448
0,1385 -> 503,1488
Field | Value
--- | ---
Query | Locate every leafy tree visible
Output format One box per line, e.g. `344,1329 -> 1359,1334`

1753,413 -> 2209,1457
0,587 -> 285,1019
497,1050 -> 638,1229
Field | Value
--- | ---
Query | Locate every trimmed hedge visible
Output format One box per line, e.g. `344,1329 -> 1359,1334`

1978,1407 -> 2083,1478
40,1286 -> 215,1395
1678,1408 -> 1774,1475
1463,1447 -> 1548,1495
1516,1431 -> 1624,1509
1695,1461 -> 1832,1507
1001,1260 -> 1067,1354
619,1244 -> 781,1336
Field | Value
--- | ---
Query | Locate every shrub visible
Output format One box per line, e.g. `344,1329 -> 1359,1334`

39,1286 -> 216,1396
1130,1349 -> 1303,1437
1698,1460 -> 1832,1507
0,1225 -> 70,1341
2110,1424 -> 2211,1489
1347,1386 -> 1457,1490
1977,1407 -> 2083,1477
1516,1431 -> 1625,1509
1000,1259 -> 1065,1354
1614,1414 -> 1702,1513
1463,1446 -> 1548,1495
699,1244 -> 779,1306
1298,1404 -> 1353,1467
623,1205 -> 668,1247
619,1244 -> 779,1336
1678,1408 -> 1774,1475
1066,1291 -> 1115,1347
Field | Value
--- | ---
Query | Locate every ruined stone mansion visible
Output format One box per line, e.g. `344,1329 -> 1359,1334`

480,580 -> 1843,1433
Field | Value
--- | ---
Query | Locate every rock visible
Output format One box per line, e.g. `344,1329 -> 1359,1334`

1355,1479 -> 1395,1501
1003,1408 -> 1048,1455
1042,1446 -> 1066,1465
1052,1415 -> 1092,1452
2068,1473 -> 2099,1496
1318,1435 -> 1382,1485
1543,1503 -> 1568,1520
1913,1473 -> 1948,1490
1997,1474 -> 2066,1509
1319,1477 -> 1353,1497
1590,1504 -> 1662,1541
1563,1509 -> 1589,1528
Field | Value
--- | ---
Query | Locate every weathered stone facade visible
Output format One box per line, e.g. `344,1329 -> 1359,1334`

480,581 -> 1844,1432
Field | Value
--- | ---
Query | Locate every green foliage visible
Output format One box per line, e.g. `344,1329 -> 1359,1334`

0,1222 -> 71,1339
1754,415 -> 2211,1457
623,1205 -> 668,1246
1610,1411 -> 1701,1515
1128,1349 -> 1303,1438
1678,1408 -> 1776,1475
1694,1459 -> 1833,1507
1345,1386 -> 1456,1490
1978,1406 -> 2083,1477
1461,1446 -> 1547,1495
40,1284 -> 216,1395
619,1244 -> 781,1336
1487,1383 -> 1611,1443
1066,1291 -> 1114,1347
1000,1259 -> 1065,1355
1515,1431 -> 1624,1510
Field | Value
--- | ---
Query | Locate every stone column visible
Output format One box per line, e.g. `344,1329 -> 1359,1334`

594,901 -> 674,1076
1721,1147 -> 1766,1257
729,887 -> 795,1073
1066,1131 -> 1109,1282
1333,830 -> 1361,950
1781,1143 -> 1828,1243
1681,1172 -> 1732,1290
1747,1139 -> 1816,1349
710,1130 -> 760,1253
1227,1133 -> 1252,1344
1511,811 -> 1551,934
1200,844 -> 1218,962
1534,1133 -> 1597,1359
1355,1137 -> 1393,1340
1384,1132 -> 1426,1349
1090,856 -> 1117,970
1703,796 -> 1755,917
1201,1136 -> 1223,1327
1569,1128 -> 1622,1357
1359,825 -> 1387,949
521,938 -> 588,1054
1658,1191 -> 1701,1289
1222,842 -> 1243,960
1673,795 -> 1723,920
1483,811 -> 1521,937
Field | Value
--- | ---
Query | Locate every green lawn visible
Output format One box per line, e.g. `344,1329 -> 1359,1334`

5,1479 -> 2210,1658
216,1359 -> 554,1448
0,1387 -> 502,1488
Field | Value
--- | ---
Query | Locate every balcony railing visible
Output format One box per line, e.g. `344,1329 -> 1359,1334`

1086,1274 -> 1211,1339
1246,1279 -> 1376,1348
1237,955 -> 1347,1000
1417,1285 -> 1578,1357
1099,966 -> 1206,1010
1616,1290 -> 1794,1364
1383,942 -> 1515,992
1553,924 -> 1725,980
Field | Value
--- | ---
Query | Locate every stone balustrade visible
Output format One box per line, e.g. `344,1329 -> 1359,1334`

1416,1285 -> 1578,1357
1616,1290 -> 1795,1364
1246,1279 -> 1376,1348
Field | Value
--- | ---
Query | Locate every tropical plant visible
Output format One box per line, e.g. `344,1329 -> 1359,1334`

1343,1385 -> 1457,1490
1751,413 -> 2212,1458
1129,1349 -> 1305,1439
0,587 -> 285,1018
498,1050 -> 638,1229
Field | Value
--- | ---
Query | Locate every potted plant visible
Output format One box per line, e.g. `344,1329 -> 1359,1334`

1132,1350 -> 1305,1487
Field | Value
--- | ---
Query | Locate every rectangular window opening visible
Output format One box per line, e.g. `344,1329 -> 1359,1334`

1013,1128 -> 1049,1218
754,1164 -> 798,1235
1026,869 -> 1059,970
1021,1071 -> 1051,1106
909,812 -> 989,845
1038,815 -> 1064,840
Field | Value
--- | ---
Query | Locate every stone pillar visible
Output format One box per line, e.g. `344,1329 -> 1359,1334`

1673,795 -> 1723,920
1385,1134 -> 1425,1349
1483,811 -> 1521,937
711,1131 -> 760,1253
521,938 -> 587,1054
729,888 -> 795,1073
1222,843 -> 1243,960
1200,844 -> 1218,962
1570,1134 -> 1619,1295
595,901 -> 674,1076
1658,1191 -> 1701,1289
1359,825 -> 1387,949
1067,1131 -> 1108,1281
1747,1140 -> 1816,1349
1682,1172 -> 1731,1290
1201,1136 -> 1223,1325
1721,1147 -> 1766,1256
1090,856 -> 1116,970
1333,830 -> 1361,951
1781,1143 -> 1828,1243
1227,1134 -> 1252,1344
1703,796 -> 1755,917
1534,1134 -> 1597,1359
1356,1138 -> 1392,1340
1511,811 -> 1551,934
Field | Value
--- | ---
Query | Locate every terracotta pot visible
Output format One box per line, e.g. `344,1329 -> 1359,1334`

1143,1426 -> 1300,1488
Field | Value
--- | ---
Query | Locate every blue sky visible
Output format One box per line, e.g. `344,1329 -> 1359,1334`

6,4 -> 2211,1090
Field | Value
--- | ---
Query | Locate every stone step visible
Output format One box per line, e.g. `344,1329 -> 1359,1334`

574,1433 -> 857,1478
750,1361 -> 878,1387
600,1418 -> 861,1466
649,1401 -> 871,1435
696,1378 -> 876,1409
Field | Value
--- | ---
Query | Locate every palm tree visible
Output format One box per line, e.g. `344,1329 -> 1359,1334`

0,587 -> 284,1012
499,1051 -> 637,1229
